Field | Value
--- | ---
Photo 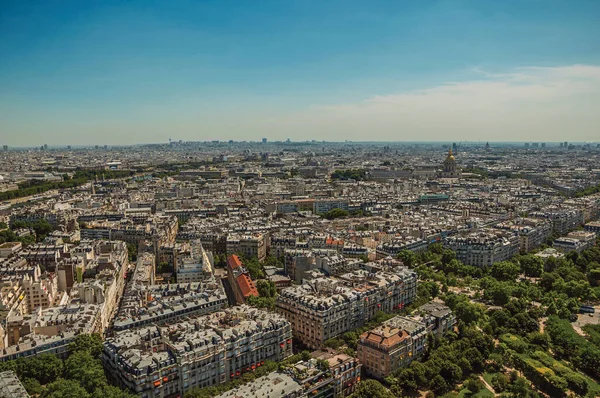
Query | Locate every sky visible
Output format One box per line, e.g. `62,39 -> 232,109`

1,0 -> 599,146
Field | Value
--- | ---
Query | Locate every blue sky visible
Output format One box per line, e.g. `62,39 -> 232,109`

1,0 -> 599,145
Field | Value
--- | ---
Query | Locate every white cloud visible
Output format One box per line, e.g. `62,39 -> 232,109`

260,64 -> 600,142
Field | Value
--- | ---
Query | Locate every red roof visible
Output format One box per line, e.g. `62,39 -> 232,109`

227,254 -> 243,270
236,274 -> 259,298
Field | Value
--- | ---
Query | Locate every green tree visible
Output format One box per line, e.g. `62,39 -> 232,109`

126,243 -> 137,262
21,378 -> 43,395
464,376 -> 483,395
491,261 -> 521,281
64,351 -> 107,393
397,250 -> 417,267
350,379 -> 395,398
17,353 -> 64,385
519,255 -> 544,277
430,374 -> 450,395
41,379 -> 90,398
491,373 -> 509,392
256,279 -> 276,298
322,208 -> 349,219
69,333 -> 103,357
91,385 -> 137,398
454,301 -> 485,325
243,256 -> 265,279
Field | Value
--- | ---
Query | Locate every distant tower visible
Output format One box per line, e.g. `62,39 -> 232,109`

485,142 -> 490,152
262,138 -> 267,144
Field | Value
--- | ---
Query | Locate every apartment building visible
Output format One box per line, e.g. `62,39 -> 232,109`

285,250 -> 359,283
530,207 -> 584,236
226,233 -> 267,262
313,199 -> 349,215
21,273 -> 60,312
214,372 -> 303,398
20,244 -> 67,272
584,221 -> 600,235
375,237 -> 429,259
495,218 -> 552,253
411,302 -> 456,339
311,351 -> 362,397
276,267 -> 417,349
81,215 -> 178,256
357,302 -> 454,379
0,370 -> 30,398
1,303 -> 100,361
269,235 -> 299,258
0,242 -> 22,259
357,323 -> 413,379
444,231 -> 519,267
553,230 -> 596,253
176,241 -> 213,283
103,306 -> 293,398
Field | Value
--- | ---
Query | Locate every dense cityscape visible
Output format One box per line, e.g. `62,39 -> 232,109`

0,140 -> 599,398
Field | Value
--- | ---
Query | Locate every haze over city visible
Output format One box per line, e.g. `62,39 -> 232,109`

1,0 -> 600,146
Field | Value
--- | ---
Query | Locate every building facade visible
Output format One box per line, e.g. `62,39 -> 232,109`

104,306 -> 293,398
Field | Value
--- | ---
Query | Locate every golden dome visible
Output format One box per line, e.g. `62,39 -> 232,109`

446,148 -> 455,161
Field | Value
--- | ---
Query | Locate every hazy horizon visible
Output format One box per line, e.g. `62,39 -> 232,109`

1,1 -> 599,146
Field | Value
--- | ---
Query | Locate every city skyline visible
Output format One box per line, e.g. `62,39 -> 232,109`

1,0 -> 600,145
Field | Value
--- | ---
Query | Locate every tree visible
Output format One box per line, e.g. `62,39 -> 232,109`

316,359 -> 330,371
430,374 -> 449,395
91,385 -> 137,398
441,249 -> 456,265
491,373 -> 509,392
243,256 -> 265,279
507,376 -> 536,397
41,379 -> 90,398
69,334 -> 103,357
491,261 -> 521,281
126,243 -> 137,262
17,353 -> 64,385
64,351 -> 107,393
454,301 -> 485,325
464,377 -> 483,395
464,347 -> 485,372
256,279 -> 276,298
21,378 -> 43,395
350,379 -> 395,398
487,283 -> 512,306
322,208 -> 349,219
397,250 -> 417,267
519,255 -> 544,277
